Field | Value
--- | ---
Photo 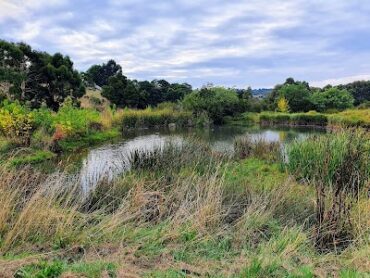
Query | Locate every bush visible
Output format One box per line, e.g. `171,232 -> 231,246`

183,87 -> 240,124
53,99 -> 100,138
0,100 -> 34,145
310,87 -> 354,112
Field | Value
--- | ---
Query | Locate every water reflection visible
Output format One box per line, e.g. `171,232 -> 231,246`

76,126 -> 324,190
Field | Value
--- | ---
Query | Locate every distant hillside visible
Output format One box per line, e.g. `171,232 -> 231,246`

252,88 -> 272,98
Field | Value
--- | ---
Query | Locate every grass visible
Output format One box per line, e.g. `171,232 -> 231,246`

239,109 -> 370,128
329,109 -> 370,127
58,128 -> 120,152
0,132 -> 369,277
9,150 -> 56,166
14,260 -> 117,278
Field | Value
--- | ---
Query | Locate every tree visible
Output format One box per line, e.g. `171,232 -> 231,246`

0,40 -> 85,110
278,82 -> 312,112
102,73 -> 145,108
183,87 -> 240,124
166,83 -> 192,102
85,60 -> 122,87
310,87 -> 354,112
338,80 -> 370,106
277,97 -> 289,112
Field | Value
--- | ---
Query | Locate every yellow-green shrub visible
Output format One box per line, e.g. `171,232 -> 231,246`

0,100 -> 34,145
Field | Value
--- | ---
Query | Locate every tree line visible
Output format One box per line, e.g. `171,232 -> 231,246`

1,40 -> 370,117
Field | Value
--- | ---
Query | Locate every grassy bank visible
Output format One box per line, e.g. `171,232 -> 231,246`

0,131 -> 369,277
0,99 -> 195,165
236,109 -> 370,128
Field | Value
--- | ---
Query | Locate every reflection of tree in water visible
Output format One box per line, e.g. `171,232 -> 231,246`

278,131 -> 287,142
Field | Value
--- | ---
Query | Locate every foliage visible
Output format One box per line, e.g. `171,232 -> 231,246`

52,98 -> 100,138
183,86 -> 240,124
0,100 -> 34,145
338,80 -> 370,106
85,59 -> 122,87
102,73 -> 144,108
277,97 -> 289,112
0,40 -> 85,110
102,75 -> 192,108
278,82 -> 312,112
310,87 -> 354,112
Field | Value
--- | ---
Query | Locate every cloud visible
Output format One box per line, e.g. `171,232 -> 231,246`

0,0 -> 68,22
1,0 -> 370,87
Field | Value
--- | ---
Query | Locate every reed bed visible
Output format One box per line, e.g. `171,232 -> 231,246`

286,129 -> 370,251
258,109 -> 370,128
0,133 -> 369,276
117,108 -> 193,128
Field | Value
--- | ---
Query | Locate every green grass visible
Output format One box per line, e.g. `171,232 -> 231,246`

9,149 -> 56,166
58,128 -> 120,152
14,260 -> 117,278
328,109 -> 370,127
224,158 -> 286,192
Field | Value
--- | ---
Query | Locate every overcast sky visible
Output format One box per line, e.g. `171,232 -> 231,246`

1,0 -> 370,88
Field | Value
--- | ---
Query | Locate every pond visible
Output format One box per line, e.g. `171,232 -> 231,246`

60,125 -> 325,191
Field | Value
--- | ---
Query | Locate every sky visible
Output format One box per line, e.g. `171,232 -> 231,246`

1,0 -> 370,88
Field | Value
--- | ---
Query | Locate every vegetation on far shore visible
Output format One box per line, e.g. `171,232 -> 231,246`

230,109 -> 370,128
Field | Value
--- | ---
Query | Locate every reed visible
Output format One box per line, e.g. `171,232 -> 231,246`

287,129 -> 370,251
118,108 -> 192,128
234,135 -> 281,162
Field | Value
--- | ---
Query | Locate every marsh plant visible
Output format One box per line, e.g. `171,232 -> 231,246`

234,135 -> 281,162
287,129 -> 370,251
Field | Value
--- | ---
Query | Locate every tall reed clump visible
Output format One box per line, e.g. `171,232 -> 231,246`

286,129 -> 370,251
128,138 -> 224,177
234,135 -> 281,162
119,108 -> 192,128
